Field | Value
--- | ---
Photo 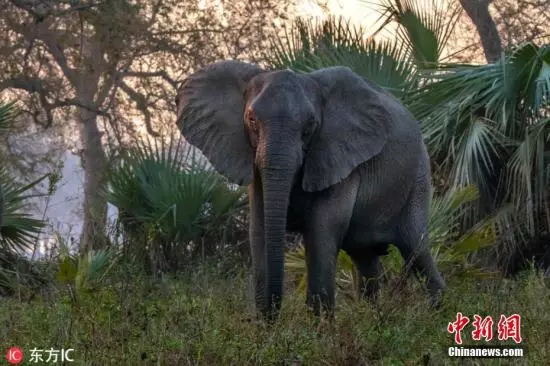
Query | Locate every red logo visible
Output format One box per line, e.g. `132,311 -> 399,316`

447,312 -> 470,344
5,347 -> 23,365
472,315 -> 494,342
498,314 -> 522,344
448,313 -> 523,345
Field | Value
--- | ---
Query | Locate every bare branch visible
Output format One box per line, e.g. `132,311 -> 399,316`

458,0 -> 503,62
9,0 -> 104,22
151,28 -> 228,36
37,27 -> 78,85
0,75 -> 48,94
1,75 -> 107,127
5,16 -> 79,85
121,70 -> 178,89
94,69 -> 117,106
119,81 -> 159,137
8,0 -> 49,20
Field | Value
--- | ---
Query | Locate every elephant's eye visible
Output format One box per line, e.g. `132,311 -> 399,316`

303,118 -> 316,139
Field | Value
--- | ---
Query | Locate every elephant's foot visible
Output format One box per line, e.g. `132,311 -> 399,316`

357,275 -> 380,304
306,293 -> 335,319
427,276 -> 446,310
428,288 -> 444,309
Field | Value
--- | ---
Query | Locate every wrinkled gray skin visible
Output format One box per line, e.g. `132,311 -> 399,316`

176,60 -> 446,320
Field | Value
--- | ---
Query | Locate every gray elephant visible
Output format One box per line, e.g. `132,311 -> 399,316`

175,60 -> 446,319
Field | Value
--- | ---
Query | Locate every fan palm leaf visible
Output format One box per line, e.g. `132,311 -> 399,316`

373,0 -> 462,68
0,102 -> 18,134
107,134 -> 248,272
408,43 -> 550,236
267,16 -> 416,97
0,102 -> 46,255
0,167 -> 47,254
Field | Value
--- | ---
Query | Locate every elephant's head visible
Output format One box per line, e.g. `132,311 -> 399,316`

176,61 -> 391,317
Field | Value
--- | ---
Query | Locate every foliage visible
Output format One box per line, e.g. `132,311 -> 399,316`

55,234 -> 120,304
409,43 -> 550,238
1,263 -> 548,364
375,0 -> 462,69
0,250 -> 55,299
0,102 -> 49,296
106,135 -> 249,274
0,167 -> 48,254
0,101 -> 18,135
0,102 -> 46,254
267,1 -> 461,97
268,16 -> 415,97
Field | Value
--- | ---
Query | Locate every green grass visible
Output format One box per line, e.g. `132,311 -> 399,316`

1,263 -> 548,365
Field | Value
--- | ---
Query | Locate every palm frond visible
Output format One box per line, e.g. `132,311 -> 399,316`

267,16 -> 416,96
107,134 -> 247,272
0,168 -> 48,254
0,101 -> 47,255
373,0 -> 462,68
409,42 -> 550,238
0,101 -> 18,134
506,117 -> 550,233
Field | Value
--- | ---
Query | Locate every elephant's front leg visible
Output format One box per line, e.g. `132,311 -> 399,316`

248,180 -> 267,315
303,174 -> 360,317
303,230 -> 338,317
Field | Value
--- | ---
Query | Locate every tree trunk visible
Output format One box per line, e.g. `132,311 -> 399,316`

78,105 -> 108,254
458,0 -> 503,62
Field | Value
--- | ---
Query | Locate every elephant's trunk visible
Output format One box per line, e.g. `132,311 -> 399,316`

260,153 -> 296,320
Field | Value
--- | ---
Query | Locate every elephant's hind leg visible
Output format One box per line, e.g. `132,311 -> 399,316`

395,237 -> 445,308
395,182 -> 446,308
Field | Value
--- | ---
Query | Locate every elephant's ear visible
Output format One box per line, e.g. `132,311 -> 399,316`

176,60 -> 264,186
303,67 -> 391,192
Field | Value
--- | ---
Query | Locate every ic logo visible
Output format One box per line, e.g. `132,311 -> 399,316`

5,347 -> 23,365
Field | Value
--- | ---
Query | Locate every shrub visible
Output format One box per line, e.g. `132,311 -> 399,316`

107,135 -> 249,275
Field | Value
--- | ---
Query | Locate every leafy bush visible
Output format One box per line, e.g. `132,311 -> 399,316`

107,135 -> 249,274
56,234 -> 120,304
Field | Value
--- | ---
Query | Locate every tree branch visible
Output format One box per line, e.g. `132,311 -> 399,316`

6,14 -> 79,85
9,0 -> 104,22
0,75 -> 47,94
458,0 -> 503,62
1,75 -> 107,126
121,70 -> 178,89
119,82 -> 159,137
38,26 -> 78,85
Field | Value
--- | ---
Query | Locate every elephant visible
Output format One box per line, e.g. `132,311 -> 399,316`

175,60 -> 446,320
